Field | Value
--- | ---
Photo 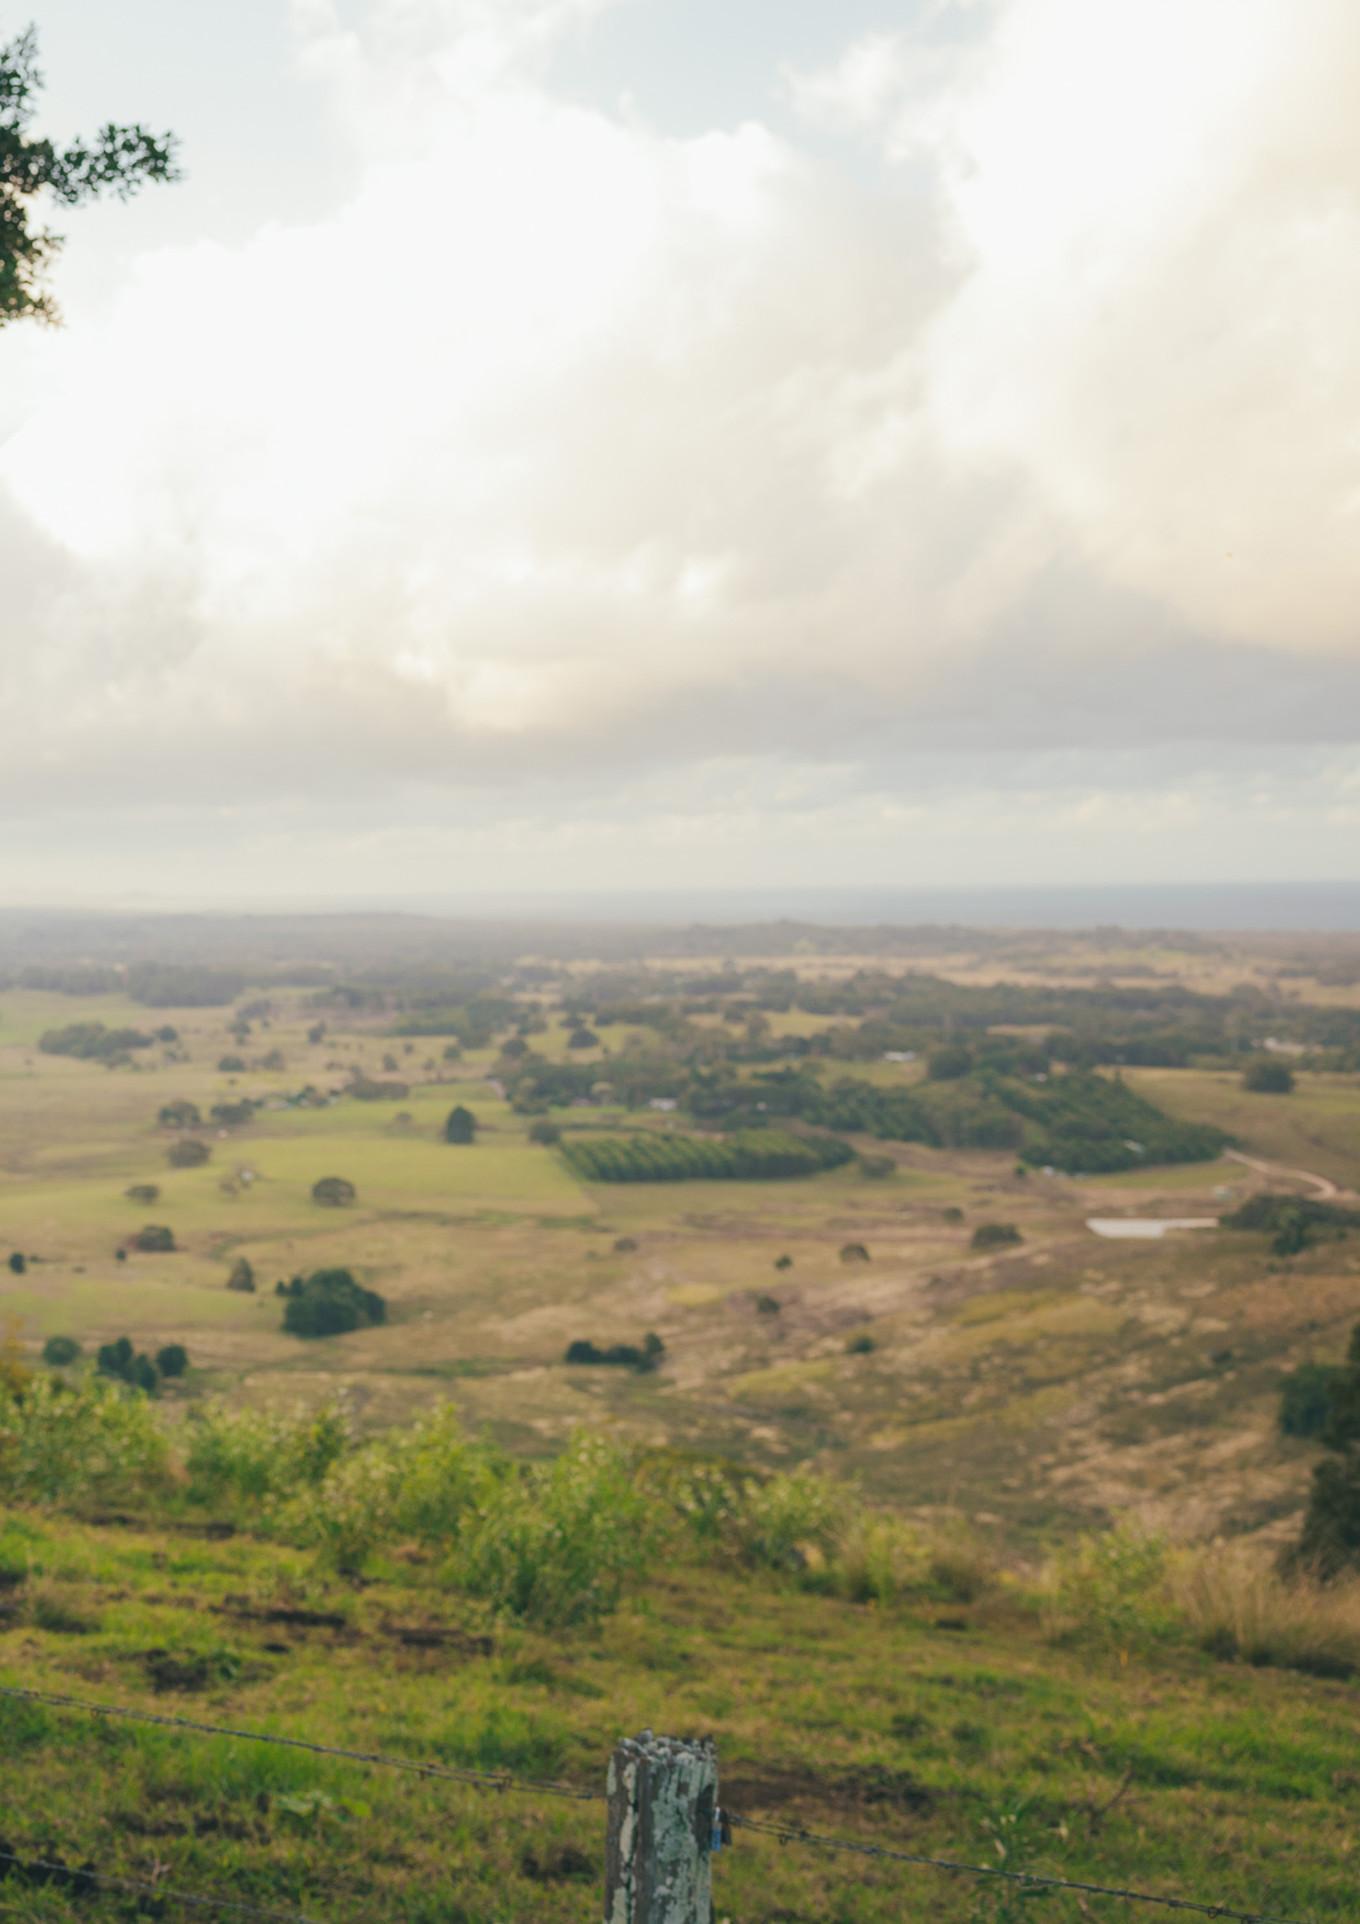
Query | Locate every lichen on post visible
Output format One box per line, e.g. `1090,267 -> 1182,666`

605,1730 -> 719,1924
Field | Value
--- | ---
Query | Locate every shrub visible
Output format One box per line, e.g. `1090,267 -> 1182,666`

167,1137 -> 211,1169
1171,1545 -> 1360,1677
971,1222 -> 1022,1251
97,1337 -> 160,1394
858,1154 -> 895,1179
927,1045 -> 973,1081
7,1251 -> 24,1275
846,1332 -> 877,1355
452,1432 -> 654,1626
156,1344 -> 189,1379
443,1105 -> 478,1144
218,1055 -> 247,1073
282,1269 -> 387,1339
1280,1363 -> 1343,1439
1042,1524 -> 1172,1650
774,1254 -> 793,1271
563,1333 -> 664,1372
227,1257 -> 256,1293
185,1400 -> 351,1508
528,1119 -> 561,1146
133,1225 -> 175,1253
158,1099 -> 202,1129
311,1176 -> 356,1208
125,1184 -> 160,1204
730,1468 -> 845,1573
41,1336 -> 81,1368
840,1242 -> 870,1263
1244,1059 -> 1295,1094
0,1375 -> 170,1505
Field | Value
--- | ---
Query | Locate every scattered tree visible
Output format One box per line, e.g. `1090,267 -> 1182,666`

133,1224 -> 176,1253
846,1332 -> 877,1355
971,1222 -> 1022,1251
443,1105 -> 477,1145
158,1099 -> 201,1130
7,1251 -> 24,1275
167,1137 -> 211,1169
528,1119 -> 561,1146
1244,1059 -> 1296,1095
155,1343 -> 189,1379
227,1257 -> 255,1293
311,1176 -> 356,1208
282,1268 -> 387,1338
839,1243 -> 871,1264
124,1184 -> 160,1205
42,1334 -> 80,1367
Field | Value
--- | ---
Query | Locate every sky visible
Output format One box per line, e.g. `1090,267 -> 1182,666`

1,0 -> 1358,908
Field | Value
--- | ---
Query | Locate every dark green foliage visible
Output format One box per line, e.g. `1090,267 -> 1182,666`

846,1333 -> 877,1355
282,1268 -> 387,1339
444,1105 -> 478,1145
972,1222 -> 1022,1251
133,1225 -> 175,1253
1007,1073 -> 1229,1174
0,28 -> 179,327
858,1153 -> 896,1179
96,1336 -> 158,1393
211,1099 -> 256,1127
227,1258 -> 255,1293
167,1137 -> 210,1169
840,1242 -> 870,1263
755,1295 -> 781,1315
7,1251 -> 24,1275
41,1335 -> 80,1367
1293,1329 -> 1360,1576
563,1129 -> 853,1184
350,1076 -> 409,1101
528,1119 -> 561,1145
774,1254 -> 793,1271
1244,1059 -> 1296,1094
564,1332 -> 664,1372
311,1176 -> 356,1207
127,963 -> 245,1006
217,1055 -> 247,1073
124,1184 -> 159,1205
1280,1364 -> 1343,1439
155,1344 -> 188,1379
158,1099 -> 202,1129
927,1045 -> 974,1080
1223,1193 -> 1360,1258
567,1026 -> 599,1050
39,1021 -> 154,1061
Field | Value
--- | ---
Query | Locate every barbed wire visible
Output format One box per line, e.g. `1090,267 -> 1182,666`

727,1814 -> 1311,1924
0,1850 -> 320,1924
0,1683 -> 600,1804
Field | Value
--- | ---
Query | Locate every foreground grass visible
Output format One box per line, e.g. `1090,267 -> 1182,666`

0,1510 -> 1353,1923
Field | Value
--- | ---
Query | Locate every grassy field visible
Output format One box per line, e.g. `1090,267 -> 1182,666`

0,990 -> 1357,1544
0,1507 -> 1355,1924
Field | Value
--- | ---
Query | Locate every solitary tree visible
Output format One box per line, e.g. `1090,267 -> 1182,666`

1,28 -> 179,327
443,1105 -> 477,1145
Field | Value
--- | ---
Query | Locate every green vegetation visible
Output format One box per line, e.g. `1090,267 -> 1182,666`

563,1129 -> 854,1183
40,1336 -> 80,1368
971,1222 -> 1022,1251
1244,1059 -> 1296,1094
564,1333 -> 665,1372
39,1020 -> 156,1063
167,1135 -> 211,1168
310,1176 -> 356,1207
279,1269 -> 387,1339
131,1224 -> 175,1253
444,1103 -> 478,1144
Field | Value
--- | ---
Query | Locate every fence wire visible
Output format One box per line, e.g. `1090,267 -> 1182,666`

1,1679 -> 1318,1924
0,1849 -> 320,1924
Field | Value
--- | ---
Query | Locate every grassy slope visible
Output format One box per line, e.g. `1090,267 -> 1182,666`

0,1509 -> 1351,1924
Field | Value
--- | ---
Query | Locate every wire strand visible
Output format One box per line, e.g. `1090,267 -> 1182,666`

727,1813 -> 1310,1924
0,1850 -> 320,1924
0,1683 -> 599,1804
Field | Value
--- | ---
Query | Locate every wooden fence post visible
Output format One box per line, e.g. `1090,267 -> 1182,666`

605,1731 -> 719,1924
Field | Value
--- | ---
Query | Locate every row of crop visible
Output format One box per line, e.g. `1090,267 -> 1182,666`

562,1128 -> 853,1184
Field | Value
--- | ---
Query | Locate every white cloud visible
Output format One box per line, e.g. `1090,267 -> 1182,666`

0,0 -> 1358,895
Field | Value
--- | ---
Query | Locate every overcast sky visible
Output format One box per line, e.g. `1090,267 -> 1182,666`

2,0 -> 1358,906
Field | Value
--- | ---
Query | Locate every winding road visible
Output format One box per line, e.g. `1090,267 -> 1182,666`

1224,1147 -> 1351,1202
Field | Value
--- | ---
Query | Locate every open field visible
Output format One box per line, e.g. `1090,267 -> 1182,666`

1,967 -> 1357,1552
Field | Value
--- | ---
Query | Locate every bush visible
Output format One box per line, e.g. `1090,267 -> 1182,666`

217,1055 -> 247,1073
972,1222 -> 1022,1251
927,1045 -> 973,1081
528,1119 -> 561,1146
311,1176 -> 356,1208
846,1332 -> 877,1355
7,1251 -> 24,1275
185,1400 -> 351,1508
156,1344 -> 189,1379
0,1374 -> 169,1505
1244,1059 -> 1295,1094
133,1225 -> 175,1253
452,1433 -> 654,1626
1280,1363 -> 1343,1438
858,1154 -> 895,1179
1042,1524 -> 1173,1650
282,1269 -> 387,1339
227,1257 -> 256,1293
564,1333 -> 664,1372
124,1184 -> 160,1204
41,1336 -> 81,1368
96,1337 -> 160,1395
774,1254 -> 793,1271
167,1137 -> 211,1169
840,1243 -> 870,1263
443,1105 -> 478,1144
158,1100 -> 202,1129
